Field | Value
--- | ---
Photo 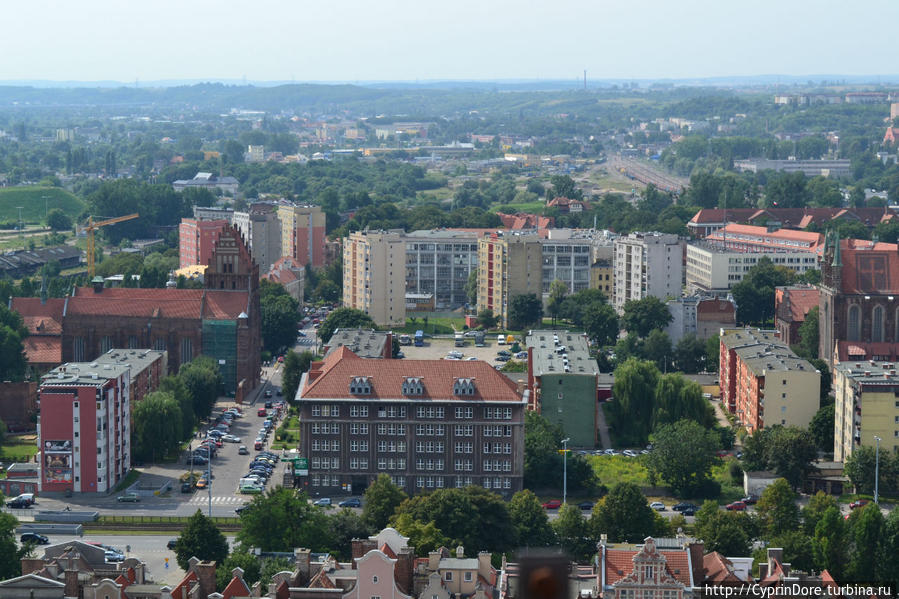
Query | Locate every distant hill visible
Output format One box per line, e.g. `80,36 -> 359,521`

0,187 -> 86,224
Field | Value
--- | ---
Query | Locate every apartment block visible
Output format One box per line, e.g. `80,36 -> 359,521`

37,362 -> 131,494
296,347 -> 527,498
178,218 -> 228,268
232,203 -> 282,272
343,230 -> 406,326
719,328 -> 820,432
404,229 -> 484,310
477,234 -> 543,327
665,296 -> 736,344
613,232 -> 683,312
278,204 -> 326,269
834,360 -> 899,462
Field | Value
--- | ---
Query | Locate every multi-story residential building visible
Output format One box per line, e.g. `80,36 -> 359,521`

774,285 -> 820,346
278,204 -> 326,269
591,258 -> 614,296
819,232 -> 899,367
191,205 -> 234,222
246,145 -> 265,162
37,361 -> 132,494
833,359 -> 899,462
404,229 -> 485,309
665,296 -> 736,344
232,203 -> 282,272
477,233 -> 543,327
540,238 -> 594,295
526,331 -> 599,448
686,225 -> 822,294
733,158 -> 852,177
178,218 -> 228,268
93,348 -> 167,407
343,230 -> 406,326
613,232 -> 683,312
719,328 -> 820,432
296,347 -> 527,498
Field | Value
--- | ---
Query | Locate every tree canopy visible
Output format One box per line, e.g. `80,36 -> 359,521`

621,297 -> 672,338
174,510 -> 229,570
319,307 -> 377,343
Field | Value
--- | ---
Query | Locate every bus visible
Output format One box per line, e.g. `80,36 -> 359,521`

414,330 -> 424,346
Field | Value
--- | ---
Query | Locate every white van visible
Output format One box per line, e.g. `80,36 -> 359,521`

497,335 -> 506,345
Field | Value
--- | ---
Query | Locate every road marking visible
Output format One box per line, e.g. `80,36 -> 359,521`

187,495 -> 246,504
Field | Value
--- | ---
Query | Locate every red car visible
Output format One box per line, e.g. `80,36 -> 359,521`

725,501 -> 747,511
542,499 -> 562,510
257,408 -> 267,417
849,499 -> 870,510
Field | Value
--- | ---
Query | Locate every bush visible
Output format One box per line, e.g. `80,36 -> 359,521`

729,461 -> 744,486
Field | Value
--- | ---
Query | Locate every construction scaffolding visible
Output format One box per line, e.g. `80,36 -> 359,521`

202,319 -> 237,395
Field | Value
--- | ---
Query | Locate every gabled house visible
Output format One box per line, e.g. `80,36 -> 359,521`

599,537 -> 698,599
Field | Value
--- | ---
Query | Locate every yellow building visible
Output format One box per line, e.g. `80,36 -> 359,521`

591,258 -> 614,296
476,234 -> 542,327
834,360 -> 899,462
277,204 -> 326,268
342,230 -> 406,326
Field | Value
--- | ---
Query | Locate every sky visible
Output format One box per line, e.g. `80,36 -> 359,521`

3,0 -> 898,83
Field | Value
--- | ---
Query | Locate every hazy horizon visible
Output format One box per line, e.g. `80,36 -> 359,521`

3,0 -> 897,83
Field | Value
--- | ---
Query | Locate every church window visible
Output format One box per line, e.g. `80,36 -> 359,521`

848,305 -> 860,341
873,306 -> 885,342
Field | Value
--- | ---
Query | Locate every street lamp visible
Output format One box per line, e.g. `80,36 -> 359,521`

874,435 -> 881,504
562,438 -> 570,505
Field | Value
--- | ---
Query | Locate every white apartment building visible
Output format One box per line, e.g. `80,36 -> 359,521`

613,232 -> 683,312
540,239 -> 593,294
686,243 -> 818,294
232,204 -> 282,273
343,230 -> 406,326
404,230 -> 481,309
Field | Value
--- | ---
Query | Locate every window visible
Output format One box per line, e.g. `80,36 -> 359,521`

848,305 -> 861,341
873,305 -> 885,342
445,572 -> 453,582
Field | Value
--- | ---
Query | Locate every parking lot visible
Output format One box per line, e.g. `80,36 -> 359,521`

398,335 -> 525,366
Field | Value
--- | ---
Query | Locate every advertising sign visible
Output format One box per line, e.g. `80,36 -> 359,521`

43,440 -> 73,483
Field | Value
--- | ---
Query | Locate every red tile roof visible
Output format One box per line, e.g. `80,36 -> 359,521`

776,286 -> 820,322
702,552 -> 741,583
837,239 -> 899,294
22,316 -> 62,335
689,207 -> 893,228
707,224 -> 823,252
11,297 -> 65,321
170,570 -> 198,599
496,213 -> 554,230
302,347 -> 522,402
62,287 -> 249,320
697,298 -> 736,319
221,574 -> 251,599
835,341 -> 899,363
603,548 -> 692,587
380,542 -> 397,559
24,336 -> 61,365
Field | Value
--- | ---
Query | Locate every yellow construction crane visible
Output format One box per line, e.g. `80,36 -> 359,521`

84,213 -> 140,278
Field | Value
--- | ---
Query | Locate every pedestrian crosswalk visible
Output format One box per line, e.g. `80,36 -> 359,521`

187,495 -> 245,505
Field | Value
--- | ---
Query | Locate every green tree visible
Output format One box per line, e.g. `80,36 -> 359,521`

694,501 -> 753,556
46,208 -> 72,231
159,375 -> 195,441
508,490 -> 556,548
477,308 -> 497,330
610,358 -> 660,445
795,306 -> 819,359
312,279 -> 340,303
174,510 -> 229,570
237,487 -> 332,551
465,269 -> 478,306
282,350 -> 316,403
328,508 -> 373,560
809,404 -> 835,453
260,557 -> 295,584
0,304 -> 28,382
880,509 -> 899,589
507,293 -> 543,330
759,531 -> 815,574
653,375 -> 714,429
741,426 -> 818,489
844,445 -> 898,496
645,420 -> 720,497
847,503 -> 883,581
621,297 -> 672,338
547,280 -> 568,325
673,334 -> 707,373
318,307 -> 377,343
216,550 -> 261,591
553,503 -> 594,561
391,513 -> 449,556
261,291 -> 300,353
813,507 -> 848,580
590,483 -> 659,543
131,391 -> 183,463
755,478 -> 800,538
362,473 -> 408,530
582,302 -> 619,347
642,328 -> 673,371
0,511 -> 26,579
802,491 -> 839,536
179,356 -> 223,420
732,258 -> 795,325
392,486 -> 517,553
705,334 -> 720,371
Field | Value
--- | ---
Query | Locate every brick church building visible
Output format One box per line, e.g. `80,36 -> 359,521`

13,224 -> 261,397
819,230 -> 899,366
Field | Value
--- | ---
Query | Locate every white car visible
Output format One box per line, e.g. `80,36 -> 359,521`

497,335 -> 506,345
622,449 -> 637,457
465,356 -> 478,361
650,501 -> 666,511
222,434 -> 241,443
447,350 -> 463,359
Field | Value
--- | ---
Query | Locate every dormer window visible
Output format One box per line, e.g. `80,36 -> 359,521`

453,378 -> 475,396
350,376 -> 372,395
402,377 -> 424,396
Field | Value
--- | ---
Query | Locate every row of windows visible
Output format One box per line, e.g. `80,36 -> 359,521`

377,458 -> 407,470
416,459 -> 445,471
313,405 -> 515,420
484,407 -> 513,420
311,423 -> 512,438
483,442 -> 512,454
377,441 -> 407,452
416,441 -> 445,453
312,440 -> 339,452
311,423 -> 340,435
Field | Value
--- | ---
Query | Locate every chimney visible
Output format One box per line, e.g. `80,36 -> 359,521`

428,550 -> 441,572
477,552 -> 492,581
767,548 -> 784,579
64,567 -> 79,598
20,558 -> 45,575
195,560 -> 217,599
351,539 -> 377,567
688,543 -> 705,586
91,276 -> 104,293
395,547 -> 415,595
294,548 -> 311,583
456,545 -> 465,558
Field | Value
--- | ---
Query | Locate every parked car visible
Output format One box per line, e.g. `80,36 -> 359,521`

577,500 -> 595,511
673,502 -> 699,512
20,532 -> 49,545
195,477 -> 209,490
264,389 -> 273,398
681,507 -> 697,516
850,499 -> 870,510
541,499 -> 562,510
497,334 -> 506,345
257,408 -> 267,417
338,498 -> 362,508
741,495 -> 759,505
515,351 -> 528,359
238,445 -> 249,455
313,497 -> 332,507
181,481 -> 194,493
622,449 -> 638,457
105,550 -> 125,562
726,501 -> 747,511
254,440 -> 264,450
240,484 -> 264,494
167,539 -> 178,550
495,355 -> 511,362
650,501 -> 666,511
496,350 -> 512,357
6,497 -> 32,509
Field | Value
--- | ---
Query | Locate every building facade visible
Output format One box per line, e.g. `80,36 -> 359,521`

613,233 -> 683,312
343,230 -> 407,326
477,234 -> 543,328
178,218 -> 228,269
591,258 -> 614,296
403,230 -> 484,310
296,347 -> 527,498
719,328 -> 820,432
37,362 -> 131,494
774,285 -> 820,347
278,204 -> 326,269
232,203 -> 282,273
833,360 -> 899,462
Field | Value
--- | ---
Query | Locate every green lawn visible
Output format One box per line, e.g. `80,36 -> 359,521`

1,435 -> 39,461
588,455 -> 650,487
489,200 -> 546,214
394,316 -> 466,335
0,187 -> 86,224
